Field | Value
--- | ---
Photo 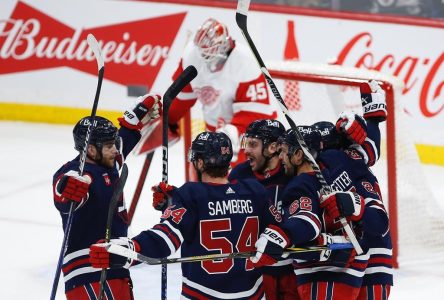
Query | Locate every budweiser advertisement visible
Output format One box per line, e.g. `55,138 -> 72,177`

0,0 -> 443,159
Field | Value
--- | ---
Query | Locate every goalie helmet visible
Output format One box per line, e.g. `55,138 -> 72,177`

312,121 -> 343,150
188,131 -> 233,168
73,116 -> 118,152
194,18 -> 234,72
279,126 -> 322,158
242,119 -> 286,148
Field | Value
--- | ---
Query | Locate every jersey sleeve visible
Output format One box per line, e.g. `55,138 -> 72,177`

280,178 -> 322,245
132,189 -> 197,258
349,119 -> 381,167
168,58 -> 198,125
118,126 -> 141,159
357,179 -> 389,237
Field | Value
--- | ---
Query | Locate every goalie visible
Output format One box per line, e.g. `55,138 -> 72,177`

136,18 -> 277,170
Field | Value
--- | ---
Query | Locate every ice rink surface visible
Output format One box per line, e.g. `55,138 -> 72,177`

1,121 -> 443,299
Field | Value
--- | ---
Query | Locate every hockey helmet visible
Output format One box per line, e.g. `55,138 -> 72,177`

312,121 -> 343,150
188,131 -> 233,168
279,126 -> 322,157
73,116 -> 118,152
194,18 -> 234,71
241,119 -> 286,149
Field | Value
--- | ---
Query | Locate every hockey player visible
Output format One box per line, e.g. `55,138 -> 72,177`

89,131 -> 283,300
166,18 -> 277,166
228,119 -> 300,300
53,94 -> 161,299
314,82 -> 393,299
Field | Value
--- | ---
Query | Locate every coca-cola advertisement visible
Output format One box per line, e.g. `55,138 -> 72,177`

0,0 -> 443,162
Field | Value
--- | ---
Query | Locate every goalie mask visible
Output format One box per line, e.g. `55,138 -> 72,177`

194,18 -> 234,72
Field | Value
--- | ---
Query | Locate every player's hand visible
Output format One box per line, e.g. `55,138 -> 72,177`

317,233 -> 357,267
250,225 -> 290,268
152,182 -> 176,211
360,80 -> 387,122
89,237 -> 139,269
336,112 -> 367,145
119,94 -> 163,130
56,170 -> 91,204
321,191 -> 364,222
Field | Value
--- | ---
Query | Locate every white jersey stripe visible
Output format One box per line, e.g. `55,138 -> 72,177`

163,220 -> 185,243
177,91 -> 197,100
182,276 -> 262,299
290,214 -> 321,238
365,266 -> 394,274
149,228 -> 176,254
63,248 -> 89,264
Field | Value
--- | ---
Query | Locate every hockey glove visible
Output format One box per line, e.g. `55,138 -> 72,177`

321,191 -> 364,222
56,170 -> 91,205
336,112 -> 367,145
89,237 -> 140,269
360,80 -> 387,122
250,225 -> 291,268
152,182 -> 176,211
317,233 -> 356,267
119,94 -> 162,130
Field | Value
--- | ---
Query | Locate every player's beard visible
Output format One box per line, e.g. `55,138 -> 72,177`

249,155 -> 266,173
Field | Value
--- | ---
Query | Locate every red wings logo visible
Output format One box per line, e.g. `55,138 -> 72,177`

0,1 -> 186,88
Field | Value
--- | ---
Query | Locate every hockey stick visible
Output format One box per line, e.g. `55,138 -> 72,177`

98,164 -> 129,300
106,242 -> 353,265
236,0 -> 363,255
50,33 -> 105,300
127,151 -> 155,224
161,65 -> 198,300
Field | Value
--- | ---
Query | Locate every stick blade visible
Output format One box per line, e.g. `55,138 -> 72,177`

87,34 -> 104,70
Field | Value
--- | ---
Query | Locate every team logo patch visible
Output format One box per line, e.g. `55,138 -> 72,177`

102,173 -> 111,186
345,149 -> 362,160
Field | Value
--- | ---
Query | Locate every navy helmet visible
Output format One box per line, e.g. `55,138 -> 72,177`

279,125 -> 322,157
188,131 -> 233,168
242,119 -> 286,148
73,116 -> 118,152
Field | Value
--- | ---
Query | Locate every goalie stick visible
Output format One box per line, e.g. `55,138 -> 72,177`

236,0 -> 363,255
98,164 -> 129,300
105,242 -> 353,265
161,65 -> 198,300
50,33 -> 105,300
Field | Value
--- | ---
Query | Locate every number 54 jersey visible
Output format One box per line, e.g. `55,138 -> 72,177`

132,178 -> 281,300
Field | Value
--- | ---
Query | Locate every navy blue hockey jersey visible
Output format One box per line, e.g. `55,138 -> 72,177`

132,179 -> 280,300
229,161 -> 293,275
52,127 -> 140,292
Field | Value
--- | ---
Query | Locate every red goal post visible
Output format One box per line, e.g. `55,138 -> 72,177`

181,61 -> 444,267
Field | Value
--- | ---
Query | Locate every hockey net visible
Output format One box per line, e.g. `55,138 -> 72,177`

182,61 -> 444,267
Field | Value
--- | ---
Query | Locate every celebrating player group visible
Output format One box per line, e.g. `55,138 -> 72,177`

52,15 -> 393,300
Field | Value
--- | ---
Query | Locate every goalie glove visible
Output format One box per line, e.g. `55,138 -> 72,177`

250,225 -> 291,268
360,80 -> 387,122
119,94 -> 162,130
336,111 -> 367,145
89,237 -> 140,269
321,191 -> 365,222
